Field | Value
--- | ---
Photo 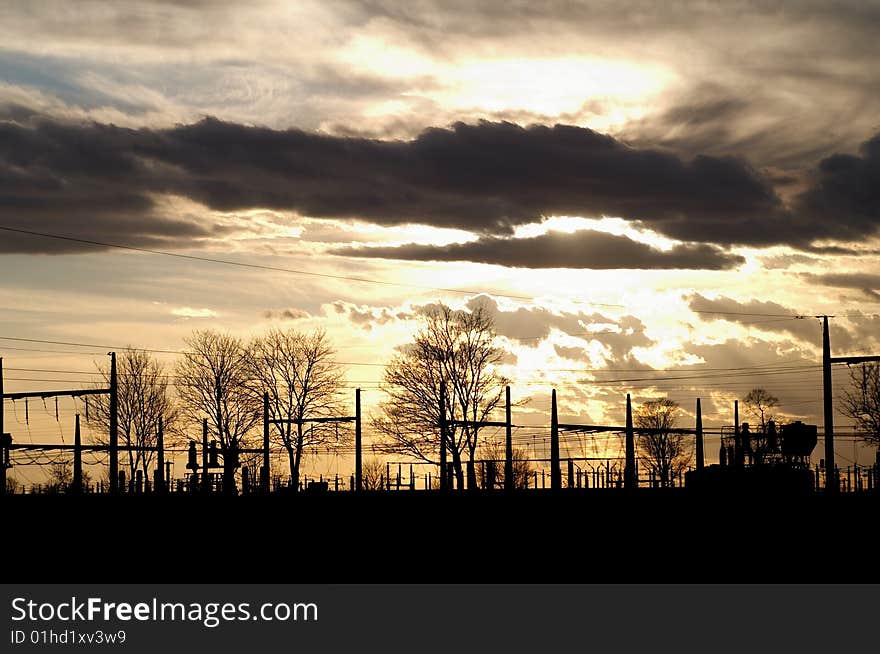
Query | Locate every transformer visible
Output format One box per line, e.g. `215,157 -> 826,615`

686,420 -> 818,492
720,420 -> 817,468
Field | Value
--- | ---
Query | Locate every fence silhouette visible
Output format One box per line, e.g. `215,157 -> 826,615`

4,355 -> 880,497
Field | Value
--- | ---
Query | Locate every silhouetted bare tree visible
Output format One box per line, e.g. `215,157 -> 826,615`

247,328 -> 347,492
6,475 -> 22,495
88,348 -> 179,482
175,330 -> 260,492
635,398 -> 691,487
840,363 -> 880,447
743,388 -> 779,432
742,388 -> 780,464
48,462 -> 72,490
46,462 -> 92,493
479,439 -> 534,489
373,304 -> 509,489
361,457 -> 387,491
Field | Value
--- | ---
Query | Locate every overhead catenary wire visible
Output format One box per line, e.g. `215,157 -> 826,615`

0,359 -> 829,378
0,225 -> 544,302
3,224 -> 869,320
4,228 -> 878,479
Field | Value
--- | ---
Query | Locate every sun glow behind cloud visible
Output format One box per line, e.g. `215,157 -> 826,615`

514,216 -> 681,250
339,37 -> 674,128
435,57 -> 674,118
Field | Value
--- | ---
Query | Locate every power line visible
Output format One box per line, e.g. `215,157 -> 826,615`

3,225 -> 857,321
0,225 -> 541,301
0,335 -> 387,366
0,336 -> 179,355
0,345 -> 108,355
3,336 -> 841,380
0,359 -> 825,377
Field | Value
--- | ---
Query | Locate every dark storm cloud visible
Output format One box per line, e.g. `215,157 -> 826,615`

4,1 -> 880,174
2,113 -> 880,254
0,115 -> 785,253
332,229 -> 744,270
793,134 -> 880,243
142,118 -> 787,240
0,117 -> 227,253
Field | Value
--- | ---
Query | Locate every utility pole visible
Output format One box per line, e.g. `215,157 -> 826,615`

355,388 -> 362,492
156,417 -> 165,494
109,352 -> 118,494
439,380 -> 448,492
821,314 -> 880,494
73,414 -> 82,494
624,393 -> 635,490
505,386 -> 513,492
734,400 -> 741,466
201,418 -> 209,493
695,398 -> 704,471
550,389 -> 561,490
262,392 -> 270,494
0,357 -> 5,496
822,316 -> 834,492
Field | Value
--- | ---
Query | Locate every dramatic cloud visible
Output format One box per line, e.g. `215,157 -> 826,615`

800,272 -> 880,300
463,295 -> 654,366
263,308 -> 311,320
333,229 -> 744,270
3,112 -> 880,255
330,301 -> 410,330
459,295 -> 590,342
119,118 -> 788,242
0,118 -> 237,253
0,116 -> 781,250
688,293 -> 821,343
684,293 -> 880,354
3,1 -> 880,165
793,134 -> 880,243
760,253 -> 819,270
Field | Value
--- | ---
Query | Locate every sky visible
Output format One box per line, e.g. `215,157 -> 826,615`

2,1 -> 880,480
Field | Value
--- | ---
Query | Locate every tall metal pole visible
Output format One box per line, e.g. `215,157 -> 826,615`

0,357 -> 5,496
201,418 -> 209,493
109,352 -> 118,494
695,398 -> 704,471
355,388 -> 362,492
73,413 -> 82,494
625,393 -> 635,490
439,380 -> 448,491
262,392 -> 270,493
156,416 -> 165,494
505,385 -> 513,492
216,382 -> 231,494
822,315 -> 836,493
734,400 -> 741,466
550,389 -> 561,490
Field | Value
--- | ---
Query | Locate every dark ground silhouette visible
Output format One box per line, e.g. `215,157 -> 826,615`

5,490 -> 876,583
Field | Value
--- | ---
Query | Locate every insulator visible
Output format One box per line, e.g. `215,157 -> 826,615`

186,441 -> 198,470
